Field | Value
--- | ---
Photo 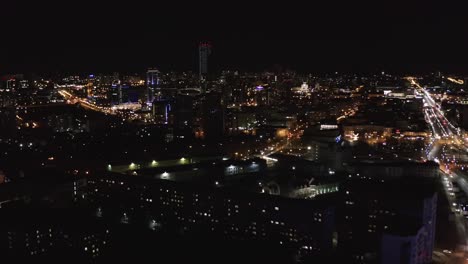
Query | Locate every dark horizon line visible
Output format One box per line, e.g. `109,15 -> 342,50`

2,66 -> 468,77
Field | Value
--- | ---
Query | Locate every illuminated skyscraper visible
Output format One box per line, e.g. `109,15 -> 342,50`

146,68 -> 160,103
198,42 -> 211,92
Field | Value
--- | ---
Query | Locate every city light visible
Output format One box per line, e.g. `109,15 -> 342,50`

2,29 -> 467,263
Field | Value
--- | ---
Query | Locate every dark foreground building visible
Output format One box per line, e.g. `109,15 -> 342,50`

0,159 -> 438,264
337,178 -> 437,264
86,173 -> 335,258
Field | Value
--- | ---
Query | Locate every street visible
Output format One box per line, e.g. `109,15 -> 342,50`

409,78 -> 468,263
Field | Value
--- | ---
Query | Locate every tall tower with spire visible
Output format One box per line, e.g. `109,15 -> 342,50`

198,41 -> 212,93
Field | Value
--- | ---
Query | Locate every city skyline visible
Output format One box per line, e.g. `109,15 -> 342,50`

2,59 -> 468,263
4,1 -> 468,263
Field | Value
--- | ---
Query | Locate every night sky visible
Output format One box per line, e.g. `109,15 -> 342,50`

2,1 -> 468,74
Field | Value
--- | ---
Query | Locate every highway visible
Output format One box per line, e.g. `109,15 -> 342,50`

58,89 -> 115,115
408,77 -> 464,160
409,77 -> 459,139
408,78 -> 468,263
